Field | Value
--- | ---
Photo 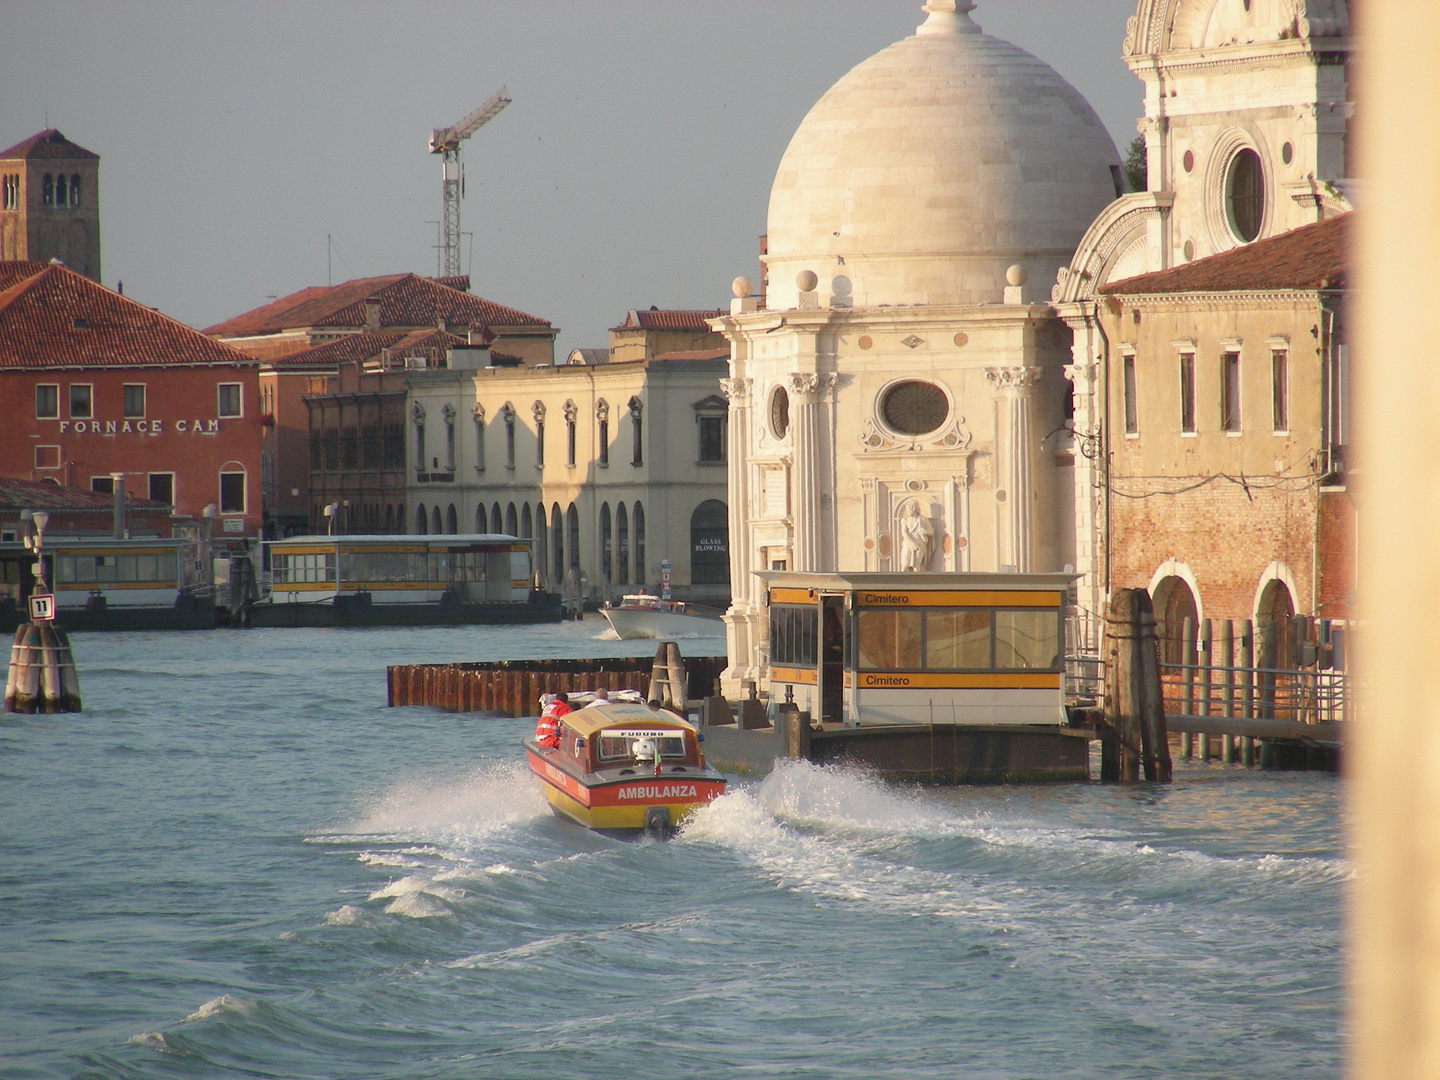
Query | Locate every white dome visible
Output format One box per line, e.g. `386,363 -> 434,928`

766,2 -> 1120,310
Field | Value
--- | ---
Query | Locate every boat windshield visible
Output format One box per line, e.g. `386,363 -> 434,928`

598,733 -> 686,761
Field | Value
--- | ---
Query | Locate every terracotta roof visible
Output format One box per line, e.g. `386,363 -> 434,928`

613,307 -> 726,332
204,273 -> 552,337
0,129 -> 99,161
1101,214 -> 1350,296
272,329 -> 466,370
0,476 -> 165,513
0,261 -> 51,292
0,263 -> 258,370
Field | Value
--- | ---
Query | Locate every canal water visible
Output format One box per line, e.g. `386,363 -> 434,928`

1,623 -> 1344,1078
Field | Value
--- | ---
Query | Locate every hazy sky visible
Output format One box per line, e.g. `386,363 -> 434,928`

1,0 -> 1142,355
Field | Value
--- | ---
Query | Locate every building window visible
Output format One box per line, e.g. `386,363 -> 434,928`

217,383 -> 243,418
1271,349 -> 1289,432
219,470 -> 246,514
697,415 -> 726,463
148,473 -> 174,505
567,504 -> 580,570
880,380 -> 949,436
771,385 -> 790,439
690,499 -> 730,585
69,383 -> 92,418
1122,354 -> 1139,435
616,502 -> 629,584
1179,353 -> 1196,433
600,502 -> 613,582
123,384 -> 146,418
35,384 -> 59,419
633,502 -> 646,585
1221,352 -> 1242,433
34,445 -> 61,470
564,400 -> 577,467
2,174 -> 18,210
412,403 -> 426,470
91,476 -> 114,495
42,174 -> 53,206
597,399 -> 610,467
1226,148 -> 1264,244
69,174 -> 81,207
628,397 -> 644,465
472,405 -> 486,471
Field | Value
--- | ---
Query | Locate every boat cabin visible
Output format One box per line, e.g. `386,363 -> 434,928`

557,701 -> 705,775
759,571 -> 1077,728
265,533 -> 533,606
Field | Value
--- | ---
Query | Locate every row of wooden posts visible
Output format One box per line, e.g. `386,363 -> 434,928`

1100,591 -> 1347,780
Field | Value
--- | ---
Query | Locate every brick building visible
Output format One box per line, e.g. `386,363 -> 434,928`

0,130 -> 101,281
1095,214 -> 1352,656
0,262 -> 264,538
206,273 -> 554,535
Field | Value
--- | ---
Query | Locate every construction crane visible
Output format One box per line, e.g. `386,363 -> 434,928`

429,86 -> 511,279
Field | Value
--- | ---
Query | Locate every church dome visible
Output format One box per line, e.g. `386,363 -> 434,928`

765,1 -> 1120,310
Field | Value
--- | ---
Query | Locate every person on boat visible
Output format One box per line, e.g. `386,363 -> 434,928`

535,693 -> 570,749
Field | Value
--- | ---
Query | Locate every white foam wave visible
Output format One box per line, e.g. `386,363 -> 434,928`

368,874 -> 466,904
323,904 -> 368,927
334,761 -> 548,846
182,993 -> 257,1023
684,776 -> 1006,923
384,892 -> 453,918
448,932 -> 573,969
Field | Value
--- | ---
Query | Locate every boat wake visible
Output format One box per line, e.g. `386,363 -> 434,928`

329,760 -> 548,847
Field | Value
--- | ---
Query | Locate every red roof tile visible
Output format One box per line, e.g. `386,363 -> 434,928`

0,475 -> 165,513
0,263 -> 257,370
1100,214 -> 1350,296
272,329 -> 467,370
0,129 -> 99,161
204,274 -> 551,336
613,308 -> 726,332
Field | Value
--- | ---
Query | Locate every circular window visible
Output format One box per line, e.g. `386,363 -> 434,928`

1281,141 -> 1293,165
953,332 -> 969,347
1183,239 -> 1195,261
880,380 -> 948,436
1182,149 -> 1194,173
1225,148 -> 1265,243
770,386 -> 790,439
857,335 -> 873,350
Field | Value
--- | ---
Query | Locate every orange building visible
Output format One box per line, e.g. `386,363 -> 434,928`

0,262 -> 264,539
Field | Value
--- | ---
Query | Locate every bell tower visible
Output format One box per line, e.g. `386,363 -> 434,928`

0,129 -> 101,281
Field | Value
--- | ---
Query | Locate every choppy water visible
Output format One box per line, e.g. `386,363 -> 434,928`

1,622 -> 1343,1078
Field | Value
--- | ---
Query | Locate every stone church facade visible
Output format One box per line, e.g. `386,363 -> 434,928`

713,0 -> 1353,694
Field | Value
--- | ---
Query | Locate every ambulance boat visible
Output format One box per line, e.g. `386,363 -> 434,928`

524,699 -> 726,837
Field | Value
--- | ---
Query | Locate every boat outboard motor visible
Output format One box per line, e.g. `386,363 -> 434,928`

643,806 -> 672,839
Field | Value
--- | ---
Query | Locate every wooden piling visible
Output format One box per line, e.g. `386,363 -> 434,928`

1198,618 -> 1213,762
1102,588 -> 1171,783
1180,616 -> 1196,761
1221,619 -> 1236,763
665,641 -> 686,709
4,622 -> 82,714
1239,619 -> 1256,767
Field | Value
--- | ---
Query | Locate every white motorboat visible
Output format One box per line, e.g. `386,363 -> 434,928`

600,594 -> 724,640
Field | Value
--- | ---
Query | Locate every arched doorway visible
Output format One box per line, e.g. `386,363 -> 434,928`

415,504 -> 427,534
1152,576 -> 1199,664
1258,578 -> 1297,666
552,502 -> 565,583
491,503 -> 503,533
633,502 -> 646,587
534,505 -> 548,589
505,503 -> 518,536
599,502 -> 613,584
690,499 -> 729,585
446,503 -> 458,534
431,506 -> 442,534
521,503 -> 532,539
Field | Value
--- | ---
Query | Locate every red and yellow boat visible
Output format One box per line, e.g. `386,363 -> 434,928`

525,700 -> 727,837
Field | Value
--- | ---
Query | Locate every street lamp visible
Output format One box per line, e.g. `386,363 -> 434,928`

323,502 -> 340,536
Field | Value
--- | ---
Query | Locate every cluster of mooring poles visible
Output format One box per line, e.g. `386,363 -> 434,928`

4,510 -> 82,714
1100,588 -> 1171,782
648,641 -> 688,712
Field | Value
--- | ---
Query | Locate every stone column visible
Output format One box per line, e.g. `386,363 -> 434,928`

720,376 -> 757,693
1064,317 -> 1104,651
986,367 -> 1042,572
787,372 -> 824,572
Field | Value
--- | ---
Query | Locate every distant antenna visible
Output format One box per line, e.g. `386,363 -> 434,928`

429,87 -> 511,279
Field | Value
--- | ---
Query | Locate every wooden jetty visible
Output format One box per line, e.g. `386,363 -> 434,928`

387,654 -> 727,715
